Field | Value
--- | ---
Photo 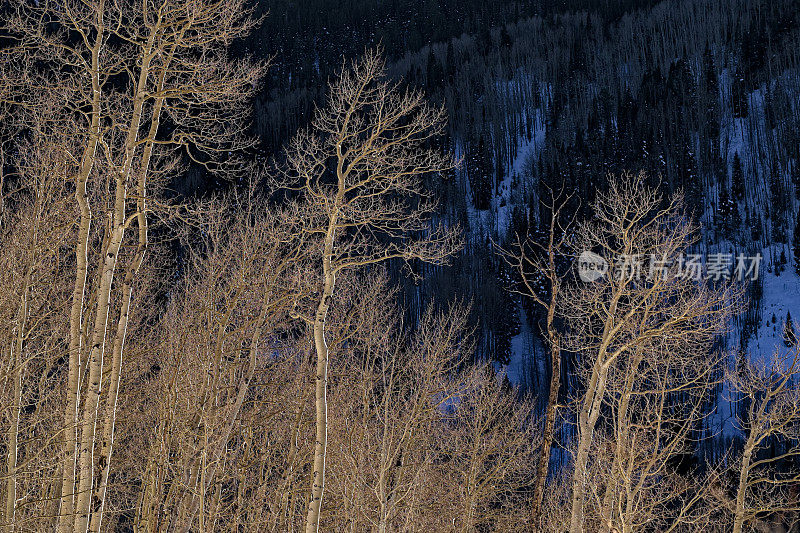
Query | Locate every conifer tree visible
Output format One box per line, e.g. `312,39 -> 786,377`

783,311 -> 796,347
678,141 -> 702,216
445,40 -> 456,83
717,182 -> 740,240
770,164 -> 787,243
793,204 -> 800,275
701,45 -> 720,140
731,66 -> 749,118
792,162 -> 800,199
468,134 -> 493,210
426,45 -> 443,90
731,152 -> 745,202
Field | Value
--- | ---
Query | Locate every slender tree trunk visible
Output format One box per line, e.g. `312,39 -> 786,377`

58,14 -> 103,528
733,439 -> 754,533
5,294 -> 26,531
570,358 -> 609,533
275,400 -> 304,532
377,364 -> 398,533
463,462 -> 478,533
4,348 -> 21,531
173,294 -> 272,533
135,432 -> 165,533
531,325 -> 559,525
517,200 -> 570,528
598,351 -> 642,533
570,410 -> 591,533
304,126 -> 347,531
305,227 -> 336,533
4,241 -> 35,531
73,211 -> 126,533
598,430 -> 622,533
86,265 -> 134,533
0,147 -> 5,228
570,282 -> 622,533
88,65 -> 162,533
75,35 -> 155,529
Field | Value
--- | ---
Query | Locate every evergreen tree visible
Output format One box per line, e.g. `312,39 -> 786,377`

467,134 -> 493,210
500,25 -> 512,50
749,213 -> 762,243
477,25 -> 492,55
717,182 -> 740,240
677,141 -> 702,216
731,65 -> 749,118
731,152 -> 745,201
783,311 -> 797,347
701,45 -> 720,140
426,45 -> 443,90
792,162 -> 800,200
735,346 -> 750,421
445,39 -> 455,83
492,261 -> 520,365
793,204 -> 800,275
770,164 -> 787,243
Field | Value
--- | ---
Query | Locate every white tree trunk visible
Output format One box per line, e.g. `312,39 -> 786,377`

305,248 -> 335,533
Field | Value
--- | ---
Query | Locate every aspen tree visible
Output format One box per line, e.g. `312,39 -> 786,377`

283,49 -> 460,532
131,195 -> 304,532
496,188 -> 576,526
5,0 -> 265,528
729,346 -> 800,533
562,174 -> 734,533
593,344 -> 724,533
0,131 -> 73,531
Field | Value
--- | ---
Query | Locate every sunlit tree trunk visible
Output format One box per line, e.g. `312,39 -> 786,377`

292,51 -> 457,532
306,205 -> 339,533
4,271 -> 28,530
57,10 -> 103,529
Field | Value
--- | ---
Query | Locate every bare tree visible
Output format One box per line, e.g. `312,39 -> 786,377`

320,278 -> 535,532
4,0 -> 265,528
589,344 -> 723,533
729,346 -> 800,533
282,49 -> 461,533
0,126 -> 73,531
561,174 -> 736,533
496,188 -> 576,526
323,278 -> 462,531
121,193 -> 306,532
441,365 -> 537,533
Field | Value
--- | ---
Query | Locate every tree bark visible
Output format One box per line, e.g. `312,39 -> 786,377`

531,321 -> 559,525
4,274 -> 27,530
73,212 -> 125,533
732,446 -> 752,533
88,55 -> 163,533
733,415 -> 758,533
570,357 -> 609,533
569,280 -> 623,533
305,223 -> 336,533
58,9 -> 103,528
597,354 -> 639,533
74,32 -> 155,529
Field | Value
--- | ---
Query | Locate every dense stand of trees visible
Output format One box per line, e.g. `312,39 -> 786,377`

2,0 -> 800,530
